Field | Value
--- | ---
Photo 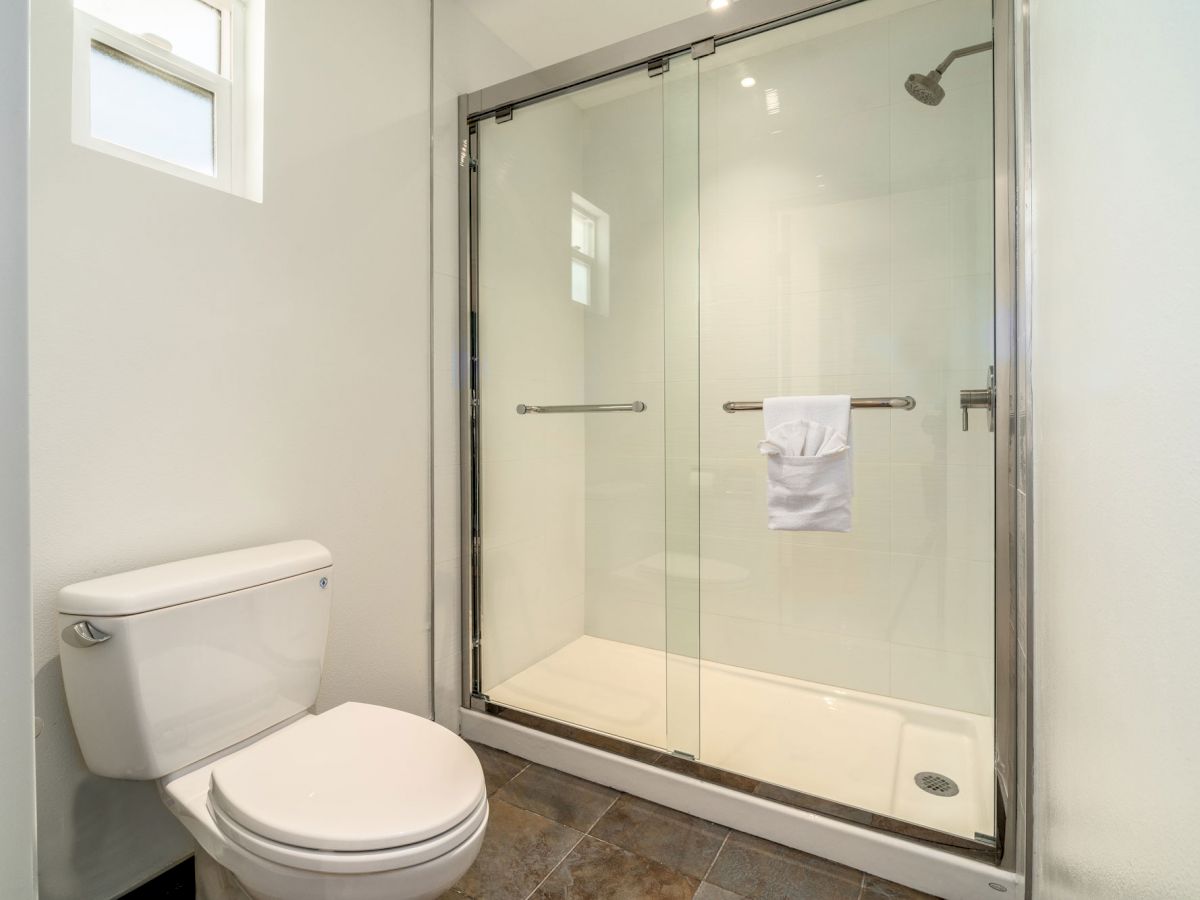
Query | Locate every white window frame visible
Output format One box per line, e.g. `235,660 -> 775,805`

71,1 -> 247,193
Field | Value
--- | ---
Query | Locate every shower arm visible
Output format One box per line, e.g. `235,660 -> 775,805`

934,41 -> 993,75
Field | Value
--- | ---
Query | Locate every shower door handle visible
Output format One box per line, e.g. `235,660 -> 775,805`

960,366 -> 996,432
516,402 -> 646,414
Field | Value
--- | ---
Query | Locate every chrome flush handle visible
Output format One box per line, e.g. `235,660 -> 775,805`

68,621 -> 112,647
960,366 -> 996,432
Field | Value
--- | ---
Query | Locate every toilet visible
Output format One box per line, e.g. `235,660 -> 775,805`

56,541 -> 487,900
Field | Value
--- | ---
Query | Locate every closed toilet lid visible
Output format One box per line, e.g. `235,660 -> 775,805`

209,702 -> 486,852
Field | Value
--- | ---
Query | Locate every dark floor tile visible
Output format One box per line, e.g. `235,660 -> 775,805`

694,883 -> 747,900
861,874 -> 942,899
468,740 -> 529,795
454,799 -> 582,900
495,763 -> 619,831
589,794 -> 729,879
531,835 -> 698,900
706,832 -> 863,900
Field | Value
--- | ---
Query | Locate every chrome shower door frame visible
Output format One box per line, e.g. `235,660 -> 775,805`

457,0 -> 1026,876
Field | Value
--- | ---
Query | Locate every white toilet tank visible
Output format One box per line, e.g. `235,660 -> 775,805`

57,541 -> 333,780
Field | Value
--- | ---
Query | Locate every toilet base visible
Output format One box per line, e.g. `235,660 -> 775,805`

196,846 -> 253,900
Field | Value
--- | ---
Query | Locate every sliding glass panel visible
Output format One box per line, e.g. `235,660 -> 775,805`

695,0 -> 996,841
475,60 -> 700,753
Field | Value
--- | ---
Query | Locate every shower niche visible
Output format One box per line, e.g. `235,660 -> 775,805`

462,0 -> 1004,854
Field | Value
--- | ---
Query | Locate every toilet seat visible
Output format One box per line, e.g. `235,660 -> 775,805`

205,702 -> 487,874
209,790 -> 488,874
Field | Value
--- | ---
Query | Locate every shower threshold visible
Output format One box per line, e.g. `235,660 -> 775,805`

487,635 -> 993,842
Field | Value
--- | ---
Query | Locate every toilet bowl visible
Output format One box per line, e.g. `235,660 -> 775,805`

162,703 -> 487,900
56,541 -> 486,900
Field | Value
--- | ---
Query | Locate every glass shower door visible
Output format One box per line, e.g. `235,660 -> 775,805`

693,0 -> 997,841
473,60 -> 701,757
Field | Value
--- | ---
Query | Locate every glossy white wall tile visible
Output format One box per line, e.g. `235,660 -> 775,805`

691,0 -> 994,713
467,0 -> 995,723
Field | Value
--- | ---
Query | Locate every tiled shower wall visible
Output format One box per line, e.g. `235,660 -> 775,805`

582,0 -> 996,715
475,100 -> 591,690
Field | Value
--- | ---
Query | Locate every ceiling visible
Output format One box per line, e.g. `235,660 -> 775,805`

458,0 -> 715,69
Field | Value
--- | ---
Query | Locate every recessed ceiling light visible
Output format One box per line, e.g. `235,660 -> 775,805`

709,0 -> 730,10
740,76 -> 756,88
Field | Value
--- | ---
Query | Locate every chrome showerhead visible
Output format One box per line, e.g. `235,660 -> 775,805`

904,71 -> 945,106
903,40 -> 992,106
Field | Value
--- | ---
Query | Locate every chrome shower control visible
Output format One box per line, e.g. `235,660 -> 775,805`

960,366 -> 996,432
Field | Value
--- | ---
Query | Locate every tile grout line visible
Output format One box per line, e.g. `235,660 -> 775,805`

522,829 -> 589,900
519,791 -> 620,900
585,792 -> 622,835
698,830 -> 730,887
491,760 -> 531,797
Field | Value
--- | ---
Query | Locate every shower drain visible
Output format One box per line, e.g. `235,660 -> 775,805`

914,771 -> 960,797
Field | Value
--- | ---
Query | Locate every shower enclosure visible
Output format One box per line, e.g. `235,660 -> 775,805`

461,0 -> 1014,865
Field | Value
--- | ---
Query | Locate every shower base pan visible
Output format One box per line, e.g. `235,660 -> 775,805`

483,635 -> 993,842
463,636 -> 1016,899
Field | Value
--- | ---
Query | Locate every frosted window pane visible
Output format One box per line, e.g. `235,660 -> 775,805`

571,259 -> 591,305
90,42 -> 215,176
77,0 -> 221,72
571,209 -> 595,256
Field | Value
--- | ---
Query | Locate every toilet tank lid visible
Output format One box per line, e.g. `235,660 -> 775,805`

58,540 -> 332,617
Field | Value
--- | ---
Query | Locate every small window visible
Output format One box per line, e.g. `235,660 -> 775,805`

72,0 -> 264,199
571,258 -> 591,306
570,195 -> 609,313
89,42 -> 217,177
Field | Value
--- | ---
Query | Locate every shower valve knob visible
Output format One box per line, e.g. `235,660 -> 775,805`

960,366 -> 996,432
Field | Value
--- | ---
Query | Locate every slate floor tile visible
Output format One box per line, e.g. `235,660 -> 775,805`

862,873 -> 943,899
453,799 -> 582,900
530,835 -> 698,900
706,832 -> 863,900
589,794 -> 729,879
495,764 -> 619,831
467,740 -> 529,795
694,882 -> 747,899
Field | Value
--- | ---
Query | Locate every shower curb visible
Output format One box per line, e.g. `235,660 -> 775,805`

461,710 -> 1022,900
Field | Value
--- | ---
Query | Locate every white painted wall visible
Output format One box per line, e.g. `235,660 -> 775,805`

29,1 -> 431,896
1030,2 -> 1200,896
458,0 -> 712,70
1,0 -> 37,896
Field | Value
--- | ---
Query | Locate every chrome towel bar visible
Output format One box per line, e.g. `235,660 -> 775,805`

722,396 -> 916,413
517,401 -> 646,414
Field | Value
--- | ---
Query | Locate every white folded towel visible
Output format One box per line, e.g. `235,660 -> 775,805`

757,395 -> 853,532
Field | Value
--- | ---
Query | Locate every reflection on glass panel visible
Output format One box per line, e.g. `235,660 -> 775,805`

570,259 -> 591,306
77,0 -> 222,73
476,71 -> 684,753
90,41 -> 215,175
696,0 -> 995,842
